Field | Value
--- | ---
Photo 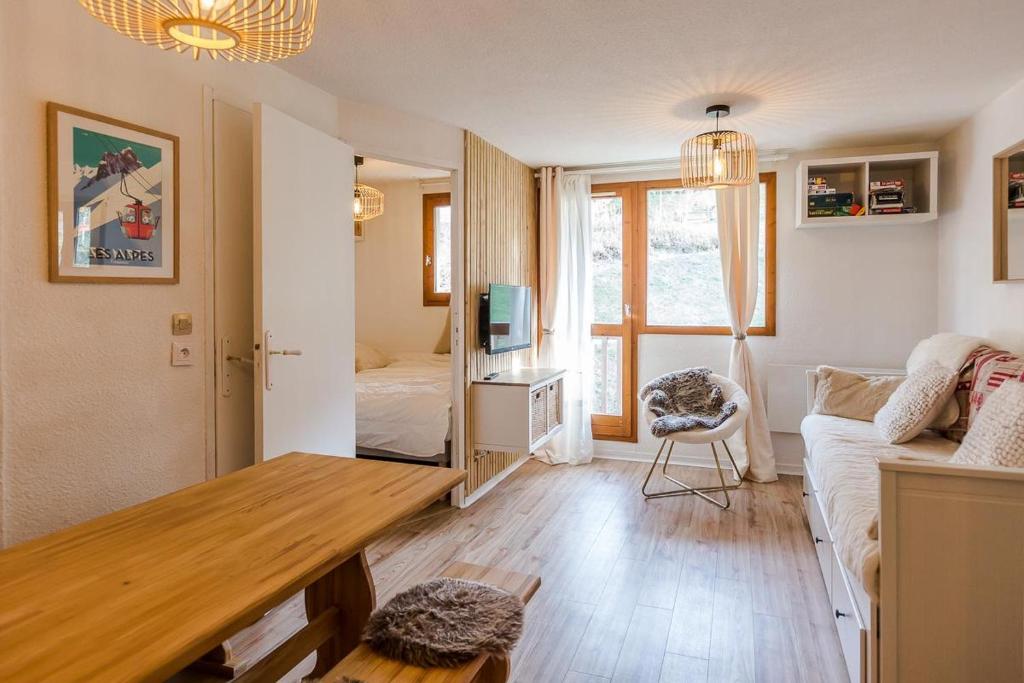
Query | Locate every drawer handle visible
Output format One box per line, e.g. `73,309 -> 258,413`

802,491 -> 809,498
835,609 -> 849,620
814,536 -> 824,544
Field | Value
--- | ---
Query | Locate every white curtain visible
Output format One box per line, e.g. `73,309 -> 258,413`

716,183 -> 778,483
535,167 -> 594,465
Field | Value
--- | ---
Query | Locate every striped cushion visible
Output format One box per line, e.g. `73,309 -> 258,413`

941,346 -> 993,443
967,350 -> 1024,431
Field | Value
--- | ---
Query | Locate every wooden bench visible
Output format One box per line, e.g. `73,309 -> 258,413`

321,561 -> 541,683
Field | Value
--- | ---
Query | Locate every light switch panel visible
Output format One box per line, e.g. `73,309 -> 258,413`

171,342 -> 195,367
172,313 -> 193,336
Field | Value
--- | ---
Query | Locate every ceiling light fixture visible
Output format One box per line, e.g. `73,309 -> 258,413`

680,104 -> 757,189
353,157 -> 384,223
78,0 -> 319,62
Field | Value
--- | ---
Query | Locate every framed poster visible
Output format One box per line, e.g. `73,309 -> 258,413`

47,103 -> 179,283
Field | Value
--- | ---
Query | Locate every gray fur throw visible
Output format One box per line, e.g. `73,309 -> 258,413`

361,577 -> 524,668
640,367 -> 737,438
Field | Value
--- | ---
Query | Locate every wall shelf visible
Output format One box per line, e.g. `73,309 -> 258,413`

796,151 -> 938,229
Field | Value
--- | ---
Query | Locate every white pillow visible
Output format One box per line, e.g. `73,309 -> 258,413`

355,342 -> 389,373
874,362 -> 958,444
951,381 -> 1024,468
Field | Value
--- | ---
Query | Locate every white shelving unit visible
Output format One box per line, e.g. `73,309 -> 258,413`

472,368 -> 565,453
796,151 -> 938,229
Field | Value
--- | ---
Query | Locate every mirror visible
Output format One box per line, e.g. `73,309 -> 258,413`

994,145 -> 1024,281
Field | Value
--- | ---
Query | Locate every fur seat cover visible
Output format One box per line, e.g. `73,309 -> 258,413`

361,577 -> 524,668
640,367 -> 738,438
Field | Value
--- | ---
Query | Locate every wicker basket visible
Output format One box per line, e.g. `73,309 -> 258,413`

530,388 -> 548,443
547,380 -> 562,428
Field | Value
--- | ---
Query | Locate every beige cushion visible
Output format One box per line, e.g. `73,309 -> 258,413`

814,366 -> 959,428
874,362 -> 958,444
355,342 -> 389,373
433,309 -> 451,355
813,367 -> 904,422
951,381 -> 1024,468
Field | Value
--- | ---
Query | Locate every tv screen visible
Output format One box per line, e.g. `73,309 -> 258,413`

484,284 -> 532,355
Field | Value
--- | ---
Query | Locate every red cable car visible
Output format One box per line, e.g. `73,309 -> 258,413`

115,173 -> 160,240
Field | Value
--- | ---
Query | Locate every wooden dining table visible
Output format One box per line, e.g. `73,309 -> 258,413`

0,453 -> 465,682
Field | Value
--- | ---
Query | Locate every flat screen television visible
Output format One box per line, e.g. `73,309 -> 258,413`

479,284 -> 532,355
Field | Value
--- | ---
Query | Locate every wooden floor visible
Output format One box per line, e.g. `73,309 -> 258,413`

200,458 -> 849,683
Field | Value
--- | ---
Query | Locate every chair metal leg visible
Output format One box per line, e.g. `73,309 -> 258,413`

641,438 -> 745,509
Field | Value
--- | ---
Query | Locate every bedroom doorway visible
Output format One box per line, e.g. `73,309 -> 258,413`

352,157 -> 458,480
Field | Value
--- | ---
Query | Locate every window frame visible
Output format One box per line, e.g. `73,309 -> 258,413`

422,192 -> 452,307
636,172 -> 777,336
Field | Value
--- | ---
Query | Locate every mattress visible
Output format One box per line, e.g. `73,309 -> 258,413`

355,353 -> 451,458
801,414 -> 958,600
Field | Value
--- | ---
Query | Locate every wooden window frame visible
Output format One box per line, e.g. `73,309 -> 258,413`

636,171 -> 777,336
422,192 -> 452,306
590,183 -> 638,442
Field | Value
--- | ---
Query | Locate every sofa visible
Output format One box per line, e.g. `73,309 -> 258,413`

800,340 -> 1024,683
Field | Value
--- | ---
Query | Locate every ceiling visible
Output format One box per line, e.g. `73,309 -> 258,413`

283,0 -> 1024,167
359,158 -> 450,182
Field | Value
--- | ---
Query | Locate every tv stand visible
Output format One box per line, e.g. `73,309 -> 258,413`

472,368 -> 565,453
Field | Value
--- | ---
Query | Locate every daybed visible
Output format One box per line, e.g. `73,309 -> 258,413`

801,350 -> 1024,683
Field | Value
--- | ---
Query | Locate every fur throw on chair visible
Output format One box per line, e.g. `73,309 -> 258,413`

640,367 -> 738,438
362,577 -> 524,668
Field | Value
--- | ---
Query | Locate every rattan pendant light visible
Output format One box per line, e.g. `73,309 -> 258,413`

353,157 -> 384,223
680,105 -> 757,189
79,0 -> 319,62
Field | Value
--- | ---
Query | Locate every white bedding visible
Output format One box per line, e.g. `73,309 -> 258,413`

801,414 -> 958,600
355,353 -> 451,458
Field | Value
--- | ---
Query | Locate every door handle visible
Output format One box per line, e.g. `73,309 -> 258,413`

264,330 -> 302,391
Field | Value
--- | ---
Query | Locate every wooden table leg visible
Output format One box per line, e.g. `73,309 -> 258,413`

305,549 -> 376,678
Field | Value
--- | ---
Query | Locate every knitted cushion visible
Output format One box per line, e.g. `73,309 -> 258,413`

362,577 -> 524,668
874,362 -> 958,444
952,381 -> 1024,468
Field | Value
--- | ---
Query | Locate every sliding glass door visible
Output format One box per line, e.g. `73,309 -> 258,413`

590,183 -> 635,441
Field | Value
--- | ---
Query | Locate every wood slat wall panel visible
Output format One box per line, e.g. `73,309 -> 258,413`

463,132 -> 539,496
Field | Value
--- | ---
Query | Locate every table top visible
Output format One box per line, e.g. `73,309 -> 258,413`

0,453 -> 464,682
473,367 -> 565,387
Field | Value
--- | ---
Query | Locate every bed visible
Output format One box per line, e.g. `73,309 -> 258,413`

355,352 -> 452,465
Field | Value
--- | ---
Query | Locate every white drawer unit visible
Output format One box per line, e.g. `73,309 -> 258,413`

472,368 -> 565,453
803,458 -> 869,683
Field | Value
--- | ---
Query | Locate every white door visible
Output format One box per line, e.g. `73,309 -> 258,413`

253,104 -> 355,461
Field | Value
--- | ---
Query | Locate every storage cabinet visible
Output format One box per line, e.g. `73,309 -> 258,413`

804,458 -> 869,683
472,368 -> 565,453
796,151 -> 938,229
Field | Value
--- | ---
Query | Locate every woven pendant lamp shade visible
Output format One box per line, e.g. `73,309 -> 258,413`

680,130 -> 758,189
680,106 -> 757,189
78,0 -> 319,62
354,184 -> 384,222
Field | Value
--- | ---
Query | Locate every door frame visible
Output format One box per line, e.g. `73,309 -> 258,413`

202,89 -> 466,505
590,182 -> 638,443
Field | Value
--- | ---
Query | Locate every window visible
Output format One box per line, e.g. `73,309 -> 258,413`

586,173 -> 776,443
639,173 -> 776,335
423,192 -> 452,306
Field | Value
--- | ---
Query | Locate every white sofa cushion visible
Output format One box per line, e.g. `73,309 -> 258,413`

874,362 -> 958,444
802,415 -> 958,600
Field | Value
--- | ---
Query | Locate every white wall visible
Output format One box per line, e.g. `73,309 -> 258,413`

937,78 -> 1024,352
593,144 -> 942,471
356,180 -> 451,354
0,1 -> 464,546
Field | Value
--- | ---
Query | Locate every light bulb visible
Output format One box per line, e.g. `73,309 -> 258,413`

353,196 -> 362,216
712,152 -> 724,177
200,0 -> 235,14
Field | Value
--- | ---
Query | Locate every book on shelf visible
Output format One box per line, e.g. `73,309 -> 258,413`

808,192 -> 854,209
808,176 -> 828,186
808,187 -> 836,195
869,179 -> 905,191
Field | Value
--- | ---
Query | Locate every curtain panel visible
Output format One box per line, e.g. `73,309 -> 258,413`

536,168 -> 594,465
716,183 -> 778,483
